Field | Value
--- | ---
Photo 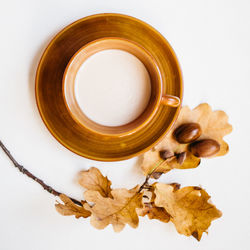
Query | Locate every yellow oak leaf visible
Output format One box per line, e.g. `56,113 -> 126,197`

141,150 -> 200,176
137,186 -> 170,223
55,194 -> 91,218
78,167 -> 112,198
154,183 -> 222,241
137,202 -> 170,223
84,186 -> 143,232
141,103 -> 232,175
156,103 -> 232,155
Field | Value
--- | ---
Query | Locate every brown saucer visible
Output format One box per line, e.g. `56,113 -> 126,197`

35,13 -> 183,161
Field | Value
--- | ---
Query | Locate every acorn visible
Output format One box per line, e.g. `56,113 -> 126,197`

189,139 -> 220,158
174,123 -> 202,144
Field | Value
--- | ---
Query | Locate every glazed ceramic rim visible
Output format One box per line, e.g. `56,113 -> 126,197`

62,37 -> 163,136
35,13 -> 183,161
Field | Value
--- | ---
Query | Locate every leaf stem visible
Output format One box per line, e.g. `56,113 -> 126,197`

138,159 -> 165,193
0,140 -> 82,206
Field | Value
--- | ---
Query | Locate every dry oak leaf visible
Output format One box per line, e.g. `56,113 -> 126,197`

141,103 -> 232,175
142,150 -> 200,176
154,183 -> 222,241
84,186 -> 143,232
137,203 -> 170,223
55,194 -> 91,218
137,187 -> 170,223
78,167 -> 112,198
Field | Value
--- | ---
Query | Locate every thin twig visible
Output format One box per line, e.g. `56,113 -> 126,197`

138,159 -> 167,193
138,175 -> 151,193
0,140 -> 82,206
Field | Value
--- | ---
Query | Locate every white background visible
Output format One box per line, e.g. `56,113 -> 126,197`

0,0 -> 249,249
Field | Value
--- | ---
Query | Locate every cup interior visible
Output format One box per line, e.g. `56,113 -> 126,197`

63,37 -> 162,135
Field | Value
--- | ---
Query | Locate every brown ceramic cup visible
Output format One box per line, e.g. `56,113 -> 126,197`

63,37 -> 180,136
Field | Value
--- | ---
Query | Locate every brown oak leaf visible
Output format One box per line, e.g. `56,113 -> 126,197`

138,203 -> 170,223
78,167 -> 112,198
84,186 -> 143,232
141,103 -> 232,175
154,183 -> 222,241
137,187 -> 170,223
55,194 -> 91,218
141,150 -> 200,176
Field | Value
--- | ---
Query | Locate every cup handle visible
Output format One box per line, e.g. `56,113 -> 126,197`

161,95 -> 180,107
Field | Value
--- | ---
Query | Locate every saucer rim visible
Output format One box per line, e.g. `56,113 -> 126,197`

35,13 -> 183,161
